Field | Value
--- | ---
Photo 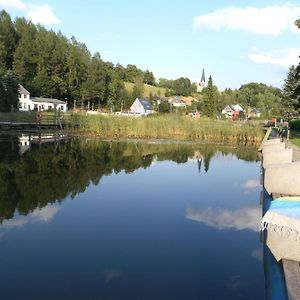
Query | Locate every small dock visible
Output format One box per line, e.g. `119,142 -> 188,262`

0,121 -> 64,131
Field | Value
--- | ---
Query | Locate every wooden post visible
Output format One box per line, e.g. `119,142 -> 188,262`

54,106 -> 57,126
10,105 -> 13,124
258,127 -> 272,151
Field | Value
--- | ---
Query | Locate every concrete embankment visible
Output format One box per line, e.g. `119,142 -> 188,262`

261,138 -> 300,196
260,135 -> 300,300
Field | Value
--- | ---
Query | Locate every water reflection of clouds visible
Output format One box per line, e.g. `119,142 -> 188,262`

242,179 -> 261,190
1,204 -> 60,229
103,269 -> 122,284
251,248 -> 263,261
186,206 -> 261,232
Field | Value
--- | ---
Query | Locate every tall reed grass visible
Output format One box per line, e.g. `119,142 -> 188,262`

70,114 -> 263,142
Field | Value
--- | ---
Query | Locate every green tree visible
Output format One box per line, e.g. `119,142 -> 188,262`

131,77 -> 144,99
144,70 -> 156,86
282,65 -> 300,117
0,71 -> 19,112
202,75 -> 218,118
158,101 -> 170,113
0,10 -> 17,71
13,17 -> 38,88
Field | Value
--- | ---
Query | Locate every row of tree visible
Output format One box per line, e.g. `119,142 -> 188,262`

0,10 -> 201,112
0,10 -> 159,111
158,77 -> 197,96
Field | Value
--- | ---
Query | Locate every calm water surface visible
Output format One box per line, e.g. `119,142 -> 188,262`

0,134 -> 263,299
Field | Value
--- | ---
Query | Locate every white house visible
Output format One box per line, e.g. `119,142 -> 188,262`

221,104 -> 244,118
248,108 -> 261,119
18,84 -> 67,112
170,96 -> 187,108
130,98 -> 154,116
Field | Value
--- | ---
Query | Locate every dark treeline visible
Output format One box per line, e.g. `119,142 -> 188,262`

0,136 -> 259,223
0,10 -> 158,111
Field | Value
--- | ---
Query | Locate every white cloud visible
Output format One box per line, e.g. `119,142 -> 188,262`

248,48 -> 300,68
193,3 -> 300,36
26,4 -> 61,25
186,206 -> 261,232
242,179 -> 261,190
0,1 -> 61,25
0,0 -> 26,10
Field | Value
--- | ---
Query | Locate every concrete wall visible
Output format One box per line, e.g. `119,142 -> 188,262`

263,148 -> 293,168
264,162 -> 300,195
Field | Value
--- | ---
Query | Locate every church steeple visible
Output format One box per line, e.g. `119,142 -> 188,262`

196,68 -> 206,93
201,68 -> 205,83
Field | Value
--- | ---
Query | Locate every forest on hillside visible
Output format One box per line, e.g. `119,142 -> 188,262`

0,10 -> 199,112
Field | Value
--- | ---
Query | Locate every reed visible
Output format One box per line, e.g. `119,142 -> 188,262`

70,114 -> 264,142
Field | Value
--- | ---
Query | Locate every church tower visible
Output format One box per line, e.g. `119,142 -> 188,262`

196,68 -> 206,93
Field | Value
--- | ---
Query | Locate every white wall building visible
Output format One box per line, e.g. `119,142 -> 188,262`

130,98 -> 154,116
18,85 -> 67,112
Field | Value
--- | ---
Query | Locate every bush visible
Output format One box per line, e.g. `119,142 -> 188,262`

290,119 -> 300,131
158,101 -> 170,113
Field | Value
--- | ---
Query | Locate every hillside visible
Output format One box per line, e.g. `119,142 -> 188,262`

124,82 -> 166,98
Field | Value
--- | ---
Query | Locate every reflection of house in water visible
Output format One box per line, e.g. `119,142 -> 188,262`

18,135 -> 31,155
18,133 -> 67,154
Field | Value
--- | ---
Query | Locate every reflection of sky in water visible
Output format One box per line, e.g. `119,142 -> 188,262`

0,149 -> 263,300
1,204 -> 60,229
186,206 -> 261,232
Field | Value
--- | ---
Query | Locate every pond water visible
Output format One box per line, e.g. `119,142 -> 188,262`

0,134 -> 263,300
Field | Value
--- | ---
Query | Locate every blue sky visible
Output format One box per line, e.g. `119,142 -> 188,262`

1,0 -> 300,90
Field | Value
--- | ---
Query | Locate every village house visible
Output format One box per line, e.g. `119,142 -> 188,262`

169,96 -> 187,108
248,108 -> 261,119
221,104 -> 244,119
18,84 -> 67,112
130,98 -> 154,116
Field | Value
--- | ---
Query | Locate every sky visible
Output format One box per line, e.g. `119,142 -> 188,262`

1,0 -> 300,90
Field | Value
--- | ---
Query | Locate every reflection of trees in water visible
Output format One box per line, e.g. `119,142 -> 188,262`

0,137 -> 259,223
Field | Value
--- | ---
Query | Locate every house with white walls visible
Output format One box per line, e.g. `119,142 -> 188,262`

18,84 -> 67,112
130,98 -> 154,116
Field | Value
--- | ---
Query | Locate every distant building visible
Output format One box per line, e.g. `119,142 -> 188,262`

130,98 -> 154,115
196,68 -> 206,93
248,108 -> 261,119
169,96 -> 187,108
221,104 -> 244,119
18,84 -> 67,112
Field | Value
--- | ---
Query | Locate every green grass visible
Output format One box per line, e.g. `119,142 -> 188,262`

290,131 -> 300,147
0,111 -> 37,122
71,114 -> 263,143
124,82 -> 166,97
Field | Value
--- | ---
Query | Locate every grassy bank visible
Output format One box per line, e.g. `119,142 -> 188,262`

71,114 -> 264,143
124,82 -> 166,97
290,133 -> 300,147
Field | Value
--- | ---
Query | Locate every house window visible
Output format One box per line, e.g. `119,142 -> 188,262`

19,102 -> 22,108
24,103 -> 27,109
34,104 -> 38,111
